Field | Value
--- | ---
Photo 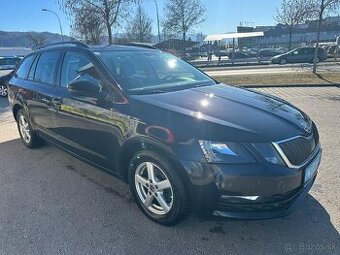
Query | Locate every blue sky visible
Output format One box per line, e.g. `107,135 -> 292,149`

0,0 -> 282,36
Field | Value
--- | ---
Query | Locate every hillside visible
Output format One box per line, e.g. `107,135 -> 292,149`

0,31 -> 71,47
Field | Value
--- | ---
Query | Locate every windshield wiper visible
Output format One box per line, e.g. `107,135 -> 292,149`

194,82 -> 213,88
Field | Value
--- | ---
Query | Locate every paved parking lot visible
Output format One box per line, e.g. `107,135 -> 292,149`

0,86 -> 339,255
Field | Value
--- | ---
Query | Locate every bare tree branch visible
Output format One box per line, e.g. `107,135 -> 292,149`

126,4 -> 152,42
71,3 -> 105,45
27,33 -> 47,49
275,0 -> 314,50
311,0 -> 340,73
162,0 -> 206,51
58,0 -> 133,44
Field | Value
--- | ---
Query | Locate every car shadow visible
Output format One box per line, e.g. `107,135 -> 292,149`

0,96 -> 9,109
0,138 -> 339,255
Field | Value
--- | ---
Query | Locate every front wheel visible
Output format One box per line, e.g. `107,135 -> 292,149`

128,151 -> 190,225
279,58 -> 287,65
16,109 -> 43,148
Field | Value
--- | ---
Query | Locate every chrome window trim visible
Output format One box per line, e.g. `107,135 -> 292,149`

272,135 -> 320,169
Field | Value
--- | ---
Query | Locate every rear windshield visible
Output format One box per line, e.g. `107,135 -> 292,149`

96,50 -> 216,94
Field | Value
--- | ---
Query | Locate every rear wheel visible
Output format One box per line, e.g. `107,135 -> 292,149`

0,85 -> 7,97
128,151 -> 190,225
16,109 -> 43,148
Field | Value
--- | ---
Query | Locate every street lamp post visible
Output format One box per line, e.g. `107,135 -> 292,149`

41,8 -> 64,41
153,0 -> 161,43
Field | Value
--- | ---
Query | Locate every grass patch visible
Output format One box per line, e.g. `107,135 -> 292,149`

212,72 -> 340,86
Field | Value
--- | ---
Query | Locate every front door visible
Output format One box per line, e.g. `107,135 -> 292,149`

49,50 -> 121,171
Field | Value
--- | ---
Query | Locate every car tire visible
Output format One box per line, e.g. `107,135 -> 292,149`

128,150 -> 190,226
16,109 -> 43,149
311,57 -> 320,64
279,58 -> 287,65
0,84 -> 7,97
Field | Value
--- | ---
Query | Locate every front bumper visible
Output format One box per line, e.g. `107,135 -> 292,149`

181,148 -> 321,219
213,174 -> 316,219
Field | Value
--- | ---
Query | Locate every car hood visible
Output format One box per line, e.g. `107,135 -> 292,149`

129,84 -> 312,142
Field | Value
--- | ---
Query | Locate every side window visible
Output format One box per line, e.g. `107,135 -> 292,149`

34,51 -> 60,85
15,55 -> 35,79
28,54 -> 39,80
60,51 -> 101,88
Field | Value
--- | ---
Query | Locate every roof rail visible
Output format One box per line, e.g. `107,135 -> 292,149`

37,41 -> 89,50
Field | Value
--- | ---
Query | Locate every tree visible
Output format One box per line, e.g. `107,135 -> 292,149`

275,0 -> 314,50
311,0 -> 340,73
162,0 -> 206,44
71,4 -> 105,45
27,33 -> 47,48
58,0 -> 131,45
126,4 -> 153,42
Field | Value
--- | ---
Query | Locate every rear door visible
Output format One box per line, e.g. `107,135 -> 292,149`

27,50 -> 63,133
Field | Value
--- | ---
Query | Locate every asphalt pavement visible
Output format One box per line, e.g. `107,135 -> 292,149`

0,87 -> 339,255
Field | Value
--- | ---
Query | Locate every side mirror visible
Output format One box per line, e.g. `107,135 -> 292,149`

68,80 -> 100,98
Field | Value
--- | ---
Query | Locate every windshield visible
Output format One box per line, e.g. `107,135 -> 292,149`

96,50 -> 216,94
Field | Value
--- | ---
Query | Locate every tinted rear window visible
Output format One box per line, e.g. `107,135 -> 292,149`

15,55 -> 35,79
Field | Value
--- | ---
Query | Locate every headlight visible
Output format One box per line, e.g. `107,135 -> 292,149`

199,140 -> 255,163
252,143 -> 286,166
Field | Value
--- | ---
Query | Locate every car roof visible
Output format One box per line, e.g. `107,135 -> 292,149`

28,43 -> 157,57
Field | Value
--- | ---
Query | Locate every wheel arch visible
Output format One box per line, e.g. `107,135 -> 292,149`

117,137 -> 192,189
12,103 -> 22,120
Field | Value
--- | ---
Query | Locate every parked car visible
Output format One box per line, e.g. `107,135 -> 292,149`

0,56 -> 22,70
0,71 -> 13,97
199,52 -> 208,57
179,52 -> 197,61
227,51 -> 250,59
326,45 -> 340,58
8,42 -> 322,225
258,48 -> 283,58
271,47 -> 327,64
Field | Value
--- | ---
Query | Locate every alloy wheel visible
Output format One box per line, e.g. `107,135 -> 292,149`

0,85 -> 7,97
134,162 -> 174,215
280,58 -> 287,65
18,114 -> 31,144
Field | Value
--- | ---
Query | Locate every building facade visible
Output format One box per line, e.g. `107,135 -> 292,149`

237,16 -> 340,49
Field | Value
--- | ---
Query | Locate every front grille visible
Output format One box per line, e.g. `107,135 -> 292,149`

278,125 -> 319,166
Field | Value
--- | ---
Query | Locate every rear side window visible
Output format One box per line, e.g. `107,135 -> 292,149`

28,54 -> 39,80
34,51 -> 60,85
15,55 -> 35,79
